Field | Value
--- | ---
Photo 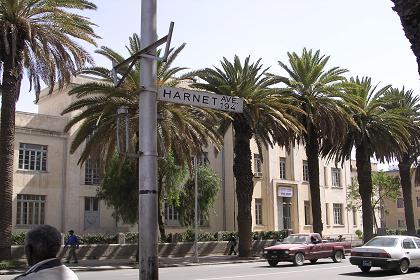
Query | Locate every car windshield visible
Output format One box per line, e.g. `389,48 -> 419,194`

365,237 -> 398,247
282,235 -> 308,244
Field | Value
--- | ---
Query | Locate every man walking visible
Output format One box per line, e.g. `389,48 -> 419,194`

64,230 -> 79,264
227,234 -> 237,255
13,225 -> 78,279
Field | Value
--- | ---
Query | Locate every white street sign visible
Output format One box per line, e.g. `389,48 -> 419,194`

158,87 -> 243,113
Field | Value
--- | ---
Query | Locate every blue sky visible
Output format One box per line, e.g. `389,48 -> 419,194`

15,0 -> 419,114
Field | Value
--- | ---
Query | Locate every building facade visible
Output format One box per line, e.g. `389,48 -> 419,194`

382,170 -> 420,230
8,76 -> 362,237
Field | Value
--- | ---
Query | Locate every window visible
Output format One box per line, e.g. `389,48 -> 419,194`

325,203 -> 330,225
254,154 -> 262,177
352,207 -> 358,226
16,195 -> 46,225
84,158 -> 100,185
417,197 -> 420,208
333,203 -> 343,225
164,203 -> 179,226
414,238 -> 420,248
84,197 -> 99,212
397,198 -> 404,209
398,219 -> 406,228
303,160 -> 309,182
418,219 -> 420,228
18,143 -> 47,171
255,199 -> 263,225
331,168 -> 341,187
197,152 -> 209,165
403,238 -> 416,249
304,201 -> 312,225
279,157 -> 286,179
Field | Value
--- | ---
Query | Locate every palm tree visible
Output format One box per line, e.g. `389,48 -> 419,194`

385,87 -> 420,236
62,35 -> 221,165
193,56 -> 303,257
269,49 -> 349,235
391,0 -> 420,76
0,0 -> 97,260
336,77 -> 412,242
62,34 -> 223,238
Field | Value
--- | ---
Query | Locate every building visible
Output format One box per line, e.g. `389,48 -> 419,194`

382,169 -> 420,230
7,75 -> 362,237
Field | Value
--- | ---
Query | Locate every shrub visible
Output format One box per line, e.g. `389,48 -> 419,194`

0,260 -> 20,270
218,231 -> 238,241
12,232 -> 26,245
180,229 -> 195,242
77,233 -> 117,244
125,232 -> 138,244
355,229 -> 363,239
386,229 -> 396,235
198,232 -> 217,241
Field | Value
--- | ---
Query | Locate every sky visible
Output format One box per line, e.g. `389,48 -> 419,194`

15,0 -> 420,120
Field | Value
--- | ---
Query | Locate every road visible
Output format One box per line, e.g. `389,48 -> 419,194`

3,260 -> 420,280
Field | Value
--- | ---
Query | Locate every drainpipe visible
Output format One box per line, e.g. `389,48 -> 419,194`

345,162 -> 350,234
61,135 -> 68,233
222,147 -> 226,230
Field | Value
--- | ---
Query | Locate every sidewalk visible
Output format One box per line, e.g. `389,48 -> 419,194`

0,255 -> 265,275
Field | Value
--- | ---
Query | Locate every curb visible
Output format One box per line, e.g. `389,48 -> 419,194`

0,257 -> 265,275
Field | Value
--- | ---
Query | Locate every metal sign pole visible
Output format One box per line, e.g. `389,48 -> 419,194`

139,0 -> 158,279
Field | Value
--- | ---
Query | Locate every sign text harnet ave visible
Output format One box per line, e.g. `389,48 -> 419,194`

158,87 -> 244,113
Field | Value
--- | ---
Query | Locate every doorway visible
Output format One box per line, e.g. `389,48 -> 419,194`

277,196 -> 292,230
84,197 -> 100,230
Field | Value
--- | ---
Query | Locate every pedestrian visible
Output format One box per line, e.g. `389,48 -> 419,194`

64,230 -> 79,264
227,233 -> 237,255
13,224 -> 79,280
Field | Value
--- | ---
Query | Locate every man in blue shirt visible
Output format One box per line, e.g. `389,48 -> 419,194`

64,230 -> 79,264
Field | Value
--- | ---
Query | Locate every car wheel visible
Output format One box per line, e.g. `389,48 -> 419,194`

395,259 -> 409,274
332,250 -> 343,263
293,252 -> 305,266
358,265 -> 371,273
268,260 -> 278,267
310,259 -> 317,264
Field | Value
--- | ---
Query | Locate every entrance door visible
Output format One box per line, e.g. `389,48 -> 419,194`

283,197 -> 292,230
84,197 -> 100,230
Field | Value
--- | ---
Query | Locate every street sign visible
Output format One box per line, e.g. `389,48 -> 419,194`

158,87 -> 244,113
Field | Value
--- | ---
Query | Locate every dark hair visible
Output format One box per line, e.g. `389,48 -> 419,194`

26,225 -> 61,259
68,230 -> 74,234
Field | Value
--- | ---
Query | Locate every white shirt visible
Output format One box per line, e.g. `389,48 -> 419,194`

14,258 -> 79,280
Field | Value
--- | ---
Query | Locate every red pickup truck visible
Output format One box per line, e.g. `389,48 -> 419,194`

263,233 -> 352,266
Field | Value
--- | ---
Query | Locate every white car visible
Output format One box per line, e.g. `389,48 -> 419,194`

350,235 -> 420,274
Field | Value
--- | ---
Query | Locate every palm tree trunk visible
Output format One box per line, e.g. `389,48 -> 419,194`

398,154 -> 416,236
391,1 -> 420,76
0,60 -> 21,260
355,142 -> 374,243
305,126 -> 323,235
233,119 -> 253,258
157,179 -> 166,241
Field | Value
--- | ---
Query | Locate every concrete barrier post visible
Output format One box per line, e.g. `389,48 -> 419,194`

217,231 -> 224,241
118,233 -> 126,244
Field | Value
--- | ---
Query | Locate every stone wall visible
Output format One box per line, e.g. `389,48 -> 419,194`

12,240 -> 277,260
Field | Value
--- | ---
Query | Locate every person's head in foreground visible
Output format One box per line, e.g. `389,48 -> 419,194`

25,224 -> 62,266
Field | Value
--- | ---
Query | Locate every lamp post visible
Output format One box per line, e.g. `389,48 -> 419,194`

139,0 -> 158,279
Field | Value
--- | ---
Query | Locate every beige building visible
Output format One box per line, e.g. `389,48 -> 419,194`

8,76 -> 362,237
382,170 -> 420,230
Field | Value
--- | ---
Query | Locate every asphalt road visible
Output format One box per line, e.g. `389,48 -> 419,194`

3,260 -> 420,280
